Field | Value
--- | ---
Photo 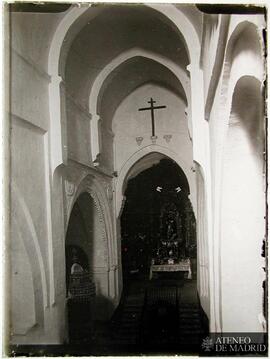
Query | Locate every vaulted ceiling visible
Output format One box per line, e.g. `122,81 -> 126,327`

64,5 -> 192,110
99,57 -> 187,123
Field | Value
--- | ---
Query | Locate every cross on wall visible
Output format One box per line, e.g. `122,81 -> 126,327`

138,98 -> 166,137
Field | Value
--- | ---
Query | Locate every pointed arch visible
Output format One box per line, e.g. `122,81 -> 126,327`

48,4 -> 199,173
88,48 -> 190,160
89,47 -> 190,116
48,5 -> 199,79
115,144 -> 196,219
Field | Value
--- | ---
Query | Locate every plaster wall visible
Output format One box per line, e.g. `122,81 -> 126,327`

10,218 -> 36,338
208,78 -> 223,180
65,46 -> 98,107
208,20 -> 264,214
99,125 -> 114,173
9,12 -> 68,344
228,15 -> 265,48
63,5 -> 189,109
113,83 -> 196,210
230,25 -> 264,83
10,11 -> 63,73
196,165 -> 210,319
206,16 -> 265,332
174,4 -> 203,40
220,84 -> 264,331
10,83 -> 53,344
202,14 -> 221,101
66,94 -> 92,166
10,48 -> 50,131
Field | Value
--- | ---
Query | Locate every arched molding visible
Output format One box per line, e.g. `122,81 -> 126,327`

48,6 -> 104,79
149,4 -> 200,64
215,21 -> 264,166
90,48 -> 190,115
11,182 -> 48,323
212,75 -> 263,331
220,75 -> 263,210
218,74 -> 265,331
211,20 -> 264,333
48,4 -> 199,173
211,21 -> 264,176
215,21 -> 264,213
48,6 -> 104,174
227,16 -> 265,52
115,144 -> 195,219
89,48 -> 190,161
215,19 -> 264,241
214,20 -> 264,192
225,75 -> 263,134
66,173 -> 116,270
219,21 -> 264,132
48,5 -> 199,79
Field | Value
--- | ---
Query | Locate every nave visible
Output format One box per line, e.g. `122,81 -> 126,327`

95,276 -> 208,355
60,275 -> 208,356
10,277 -> 207,357
62,156 -> 203,355
8,3 -> 266,354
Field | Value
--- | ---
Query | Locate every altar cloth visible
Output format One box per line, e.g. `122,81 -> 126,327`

149,259 -> 192,280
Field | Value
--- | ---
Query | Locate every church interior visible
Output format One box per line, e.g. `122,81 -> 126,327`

7,2 -> 267,356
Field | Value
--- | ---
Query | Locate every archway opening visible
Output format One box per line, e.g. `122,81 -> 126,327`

113,154 -> 203,351
65,192 -> 96,343
121,156 -> 194,284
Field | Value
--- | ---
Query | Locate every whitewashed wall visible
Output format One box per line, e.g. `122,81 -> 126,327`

9,11 -> 68,344
206,14 -> 265,332
113,83 -> 196,210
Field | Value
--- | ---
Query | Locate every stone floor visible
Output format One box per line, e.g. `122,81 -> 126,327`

89,275 -> 208,355
9,276 -> 209,357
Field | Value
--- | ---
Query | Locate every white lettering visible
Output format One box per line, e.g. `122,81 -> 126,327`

229,344 -> 237,351
216,344 -> 227,352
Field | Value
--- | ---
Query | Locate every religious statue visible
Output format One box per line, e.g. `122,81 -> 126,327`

153,201 -> 188,264
166,218 -> 178,242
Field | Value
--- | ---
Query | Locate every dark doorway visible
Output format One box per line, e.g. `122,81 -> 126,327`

110,156 -> 202,353
121,157 -> 196,287
65,193 -> 96,344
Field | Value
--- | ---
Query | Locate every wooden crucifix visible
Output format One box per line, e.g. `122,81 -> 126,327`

138,98 -> 166,137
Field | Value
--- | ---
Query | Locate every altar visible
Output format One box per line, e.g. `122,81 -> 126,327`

149,258 -> 192,280
149,200 -> 195,281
